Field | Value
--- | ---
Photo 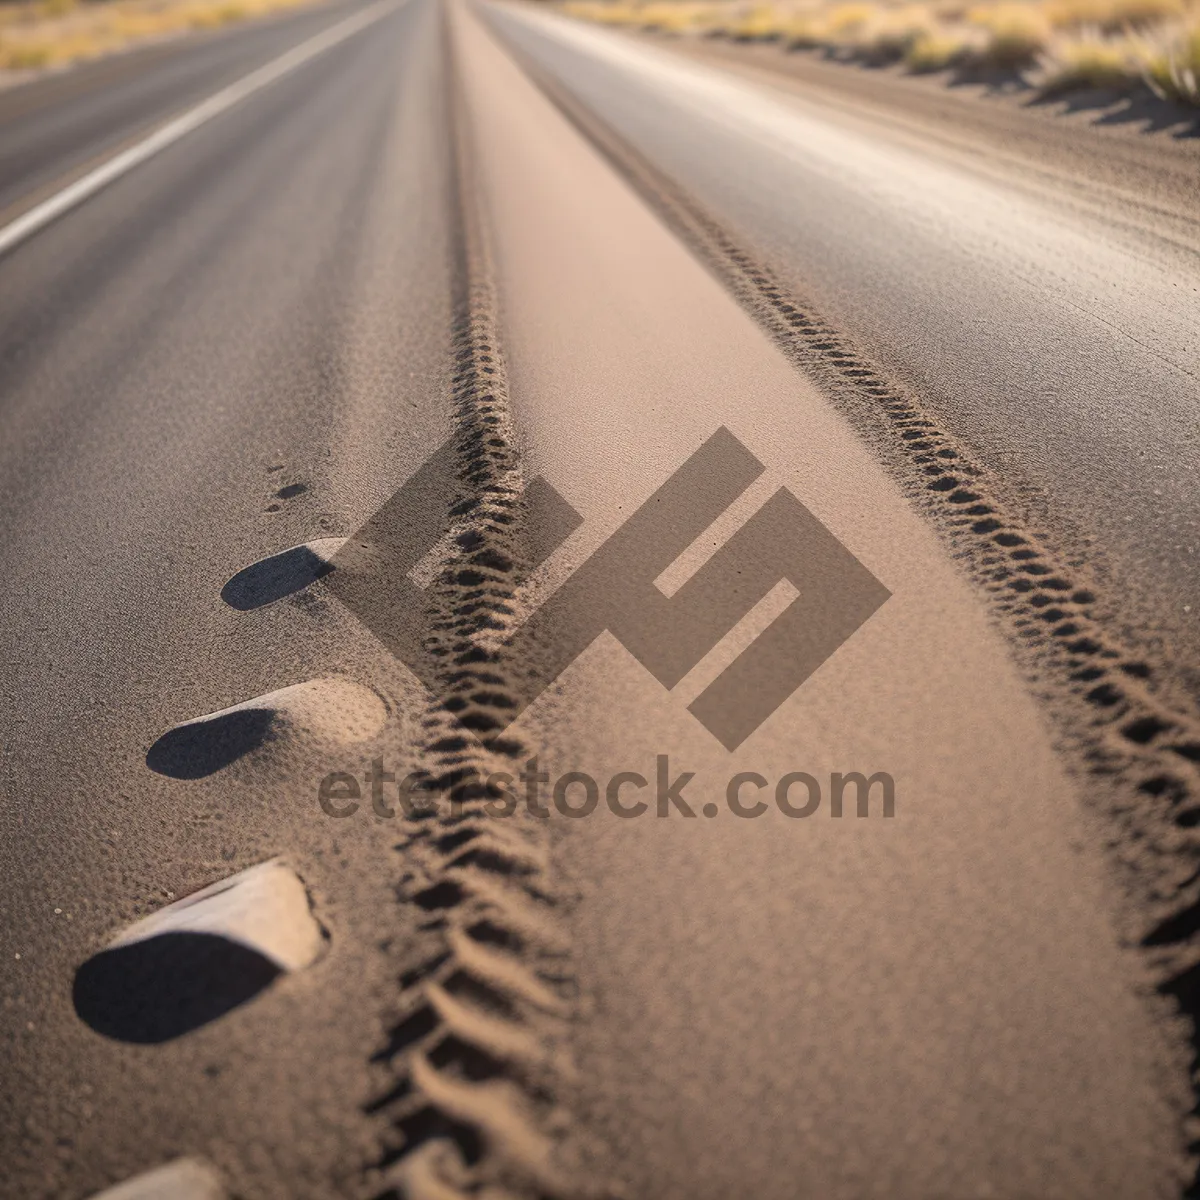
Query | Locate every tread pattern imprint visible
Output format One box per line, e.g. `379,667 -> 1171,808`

359,16 -> 606,1200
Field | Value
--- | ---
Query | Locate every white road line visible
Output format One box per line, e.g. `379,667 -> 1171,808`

0,0 -> 399,258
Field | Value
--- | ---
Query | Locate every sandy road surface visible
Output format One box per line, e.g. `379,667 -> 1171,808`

456,6 -> 1190,1196
0,0 -> 1196,1196
488,4 -> 1200,683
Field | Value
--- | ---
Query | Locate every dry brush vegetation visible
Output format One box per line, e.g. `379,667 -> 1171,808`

0,0 -> 319,75
562,0 -> 1200,106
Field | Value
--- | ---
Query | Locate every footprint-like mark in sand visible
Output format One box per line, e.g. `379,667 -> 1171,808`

146,677 -> 385,779
73,860 -> 324,1043
264,481 -> 308,514
220,538 -> 345,610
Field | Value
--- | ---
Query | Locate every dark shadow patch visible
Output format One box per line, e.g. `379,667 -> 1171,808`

146,707 -> 276,779
221,545 -> 335,611
1023,81 -> 1125,107
1075,89 -> 1200,137
373,1104 -> 484,1172
945,62 -> 1032,94
276,482 -> 308,500
372,1003 -> 438,1062
73,932 -> 281,1043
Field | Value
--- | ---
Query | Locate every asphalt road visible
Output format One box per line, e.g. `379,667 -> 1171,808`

1,2 -> 1198,1198
489,5 -> 1200,680
0,0 -> 375,217
1,1 -> 461,1194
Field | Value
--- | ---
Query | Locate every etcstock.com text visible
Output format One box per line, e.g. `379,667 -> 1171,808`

318,756 -> 895,821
